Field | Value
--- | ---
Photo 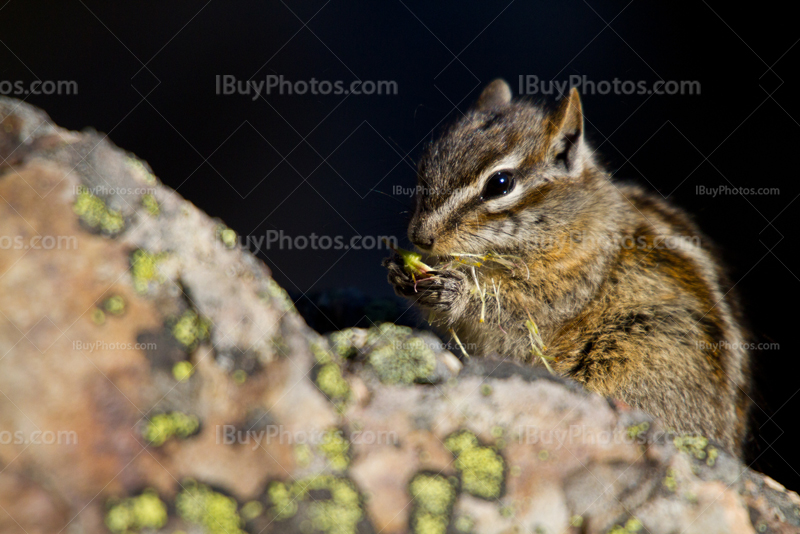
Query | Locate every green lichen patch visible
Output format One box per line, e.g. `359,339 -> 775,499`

267,475 -> 364,534
103,295 -> 126,316
73,186 -> 125,235
267,481 -> 296,520
262,278 -> 296,314
329,330 -> 363,360
324,323 -> 440,386
176,481 -> 245,534
409,473 -> 456,534
608,517 -> 643,533
271,334 -> 289,357
171,309 -> 211,350
310,340 -> 333,364
294,443 -> 313,468
453,515 -> 474,533
241,500 -> 264,520
663,467 -> 677,492
443,429 -> 478,456
172,360 -> 195,382
232,369 -> 248,385
92,308 -> 106,325
141,193 -> 160,216
126,156 -> 158,185
367,330 -> 436,385
706,446 -> 719,466
673,435 -> 718,465
143,412 -> 200,446
368,341 -> 435,385
216,224 -> 238,248
315,362 -> 351,405
626,421 -> 650,441
130,249 -> 165,294
366,322 -> 413,343
105,489 -> 168,533
444,430 -> 505,500
319,429 -> 350,472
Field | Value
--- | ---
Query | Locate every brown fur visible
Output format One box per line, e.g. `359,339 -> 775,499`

385,80 -> 751,456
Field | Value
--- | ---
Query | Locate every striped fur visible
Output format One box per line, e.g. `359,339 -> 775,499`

386,80 -> 751,456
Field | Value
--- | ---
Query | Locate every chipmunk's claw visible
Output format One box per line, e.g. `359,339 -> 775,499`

384,254 -> 466,311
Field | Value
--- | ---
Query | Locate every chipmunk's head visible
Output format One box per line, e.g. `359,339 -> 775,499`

409,79 -> 603,257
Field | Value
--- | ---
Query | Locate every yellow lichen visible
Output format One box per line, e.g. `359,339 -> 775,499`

626,421 -> 650,441
706,446 -> 719,466
453,515 -> 474,532
319,430 -> 350,471
608,517 -> 643,534
294,443 -> 313,467
141,193 -> 160,216
444,430 -> 505,500
105,489 -> 168,533
263,278 -> 295,313
172,310 -> 211,349
329,330 -> 361,359
73,186 -> 125,235
241,500 -> 264,520
673,435 -> 709,460
126,156 -> 158,185
444,430 -> 479,456
409,474 -> 456,534
316,362 -> 350,403
92,308 -> 106,325
103,295 -> 126,316
311,340 -> 333,364
499,505 -> 514,518
143,412 -> 200,446
172,361 -> 194,382
218,226 -> 237,248
267,475 -> 363,534
232,369 -> 248,385
268,481 -> 297,520
176,481 -> 244,534
663,467 -> 678,492
368,336 -> 435,385
130,249 -> 164,294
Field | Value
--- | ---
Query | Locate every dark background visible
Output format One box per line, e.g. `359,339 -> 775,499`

2,1 -> 797,488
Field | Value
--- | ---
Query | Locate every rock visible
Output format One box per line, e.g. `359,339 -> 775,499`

0,96 -> 798,534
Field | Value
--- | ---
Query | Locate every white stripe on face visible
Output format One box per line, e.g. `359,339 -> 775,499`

428,152 -> 526,225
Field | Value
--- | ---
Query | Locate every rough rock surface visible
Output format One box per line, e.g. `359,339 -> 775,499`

0,97 -> 798,534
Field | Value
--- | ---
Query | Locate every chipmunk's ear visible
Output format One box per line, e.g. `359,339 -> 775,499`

548,88 -> 586,174
474,79 -> 512,111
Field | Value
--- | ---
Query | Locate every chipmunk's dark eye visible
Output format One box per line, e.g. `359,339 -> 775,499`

481,171 -> 515,200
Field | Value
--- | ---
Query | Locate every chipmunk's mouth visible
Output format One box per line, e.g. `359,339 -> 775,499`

425,232 -> 488,258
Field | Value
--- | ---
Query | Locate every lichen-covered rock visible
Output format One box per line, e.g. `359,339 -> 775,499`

1,97 -> 798,534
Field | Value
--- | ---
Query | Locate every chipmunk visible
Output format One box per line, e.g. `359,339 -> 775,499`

384,79 -> 751,456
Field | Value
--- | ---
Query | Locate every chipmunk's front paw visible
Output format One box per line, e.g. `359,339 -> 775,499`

383,254 -> 465,310
414,269 -> 467,310
383,254 -> 419,298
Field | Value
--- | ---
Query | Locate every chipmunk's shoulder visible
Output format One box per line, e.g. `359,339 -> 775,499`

612,181 -> 702,238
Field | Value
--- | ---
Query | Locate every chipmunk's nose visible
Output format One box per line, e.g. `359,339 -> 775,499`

409,228 -> 435,251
